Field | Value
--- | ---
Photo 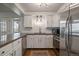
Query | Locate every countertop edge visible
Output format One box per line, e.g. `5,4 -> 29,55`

0,34 -> 26,48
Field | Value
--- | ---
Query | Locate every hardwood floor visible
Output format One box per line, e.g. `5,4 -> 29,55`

23,49 -> 58,56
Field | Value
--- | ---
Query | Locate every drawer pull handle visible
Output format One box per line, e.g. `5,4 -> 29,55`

1,51 -> 5,54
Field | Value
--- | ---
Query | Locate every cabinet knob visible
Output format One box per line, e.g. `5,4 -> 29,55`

1,51 -> 5,54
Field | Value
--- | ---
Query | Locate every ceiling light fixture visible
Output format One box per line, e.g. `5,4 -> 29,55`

35,3 -> 48,7
40,3 -> 48,7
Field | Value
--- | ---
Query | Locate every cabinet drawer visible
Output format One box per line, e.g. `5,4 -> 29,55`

0,43 -> 12,56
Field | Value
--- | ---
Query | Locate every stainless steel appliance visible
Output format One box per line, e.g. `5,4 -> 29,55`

53,27 -> 60,55
60,4 -> 79,56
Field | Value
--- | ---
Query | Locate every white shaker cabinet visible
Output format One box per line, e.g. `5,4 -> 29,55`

27,35 -> 33,48
47,15 -> 53,28
32,35 -> 38,48
27,35 -> 38,48
13,46 -> 22,56
12,38 -> 22,56
47,35 -> 53,48
39,35 -> 46,48
46,15 -> 60,28
24,15 -> 32,27
26,35 -> 53,48
52,15 -> 60,27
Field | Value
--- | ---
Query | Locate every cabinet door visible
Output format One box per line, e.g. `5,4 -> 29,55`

37,35 -> 41,48
46,15 -> 60,27
13,44 -> 22,56
47,15 -> 53,27
39,35 -> 53,48
24,15 -> 32,27
27,36 -> 31,48
27,36 -> 30,48
12,38 -> 22,56
30,35 -> 42,48
52,15 -> 60,27
40,35 -> 45,48
38,35 -> 46,48
27,35 -> 33,48
32,35 -> 37,48
32,35 -> 39,48
47,35 -> 53,48
44,35 -> 49,48
15,47 -> 22,56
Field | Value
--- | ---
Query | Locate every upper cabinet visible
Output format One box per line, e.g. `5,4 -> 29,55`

52,15 -> 60,27
24,15 -> 32,28
47,15 -> 60,28
47,15 -> 53,28
23,12 -> 60,33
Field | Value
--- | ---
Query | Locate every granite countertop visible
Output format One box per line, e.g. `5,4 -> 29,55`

0,33 -> 53,48
0,33 -> 26,48
25,33 -> 53,35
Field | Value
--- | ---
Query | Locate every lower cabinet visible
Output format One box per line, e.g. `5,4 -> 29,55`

12,38 -> 22,56
13,47 -> 22,56
27,35 -> 53,48
0,38 -> 22,56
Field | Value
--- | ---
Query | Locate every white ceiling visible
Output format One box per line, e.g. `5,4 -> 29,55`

0,4 -> 12,12
18,3 -> 64,12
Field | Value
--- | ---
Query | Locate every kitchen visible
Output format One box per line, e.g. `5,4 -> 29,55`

0,3 -> 79,56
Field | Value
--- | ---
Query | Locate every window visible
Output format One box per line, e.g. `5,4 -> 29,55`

0,20 -> 7,32
12,18 -> 20,39
0,19 -> 7,41
1,35 -> 7,41
13,33 -> 20,39
12,18 -> 20,33
13,21 -> 19,32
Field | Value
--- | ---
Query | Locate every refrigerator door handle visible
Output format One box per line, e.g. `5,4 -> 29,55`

65,16 -> 69,47
65,15 -> 72,56
65,16 -> 70,55
68,16 -> 72,51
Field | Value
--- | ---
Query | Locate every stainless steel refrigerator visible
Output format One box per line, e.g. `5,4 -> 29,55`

60,6 -> 79,56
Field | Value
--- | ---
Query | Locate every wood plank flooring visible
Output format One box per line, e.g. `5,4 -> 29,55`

23,49 -> 58,56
